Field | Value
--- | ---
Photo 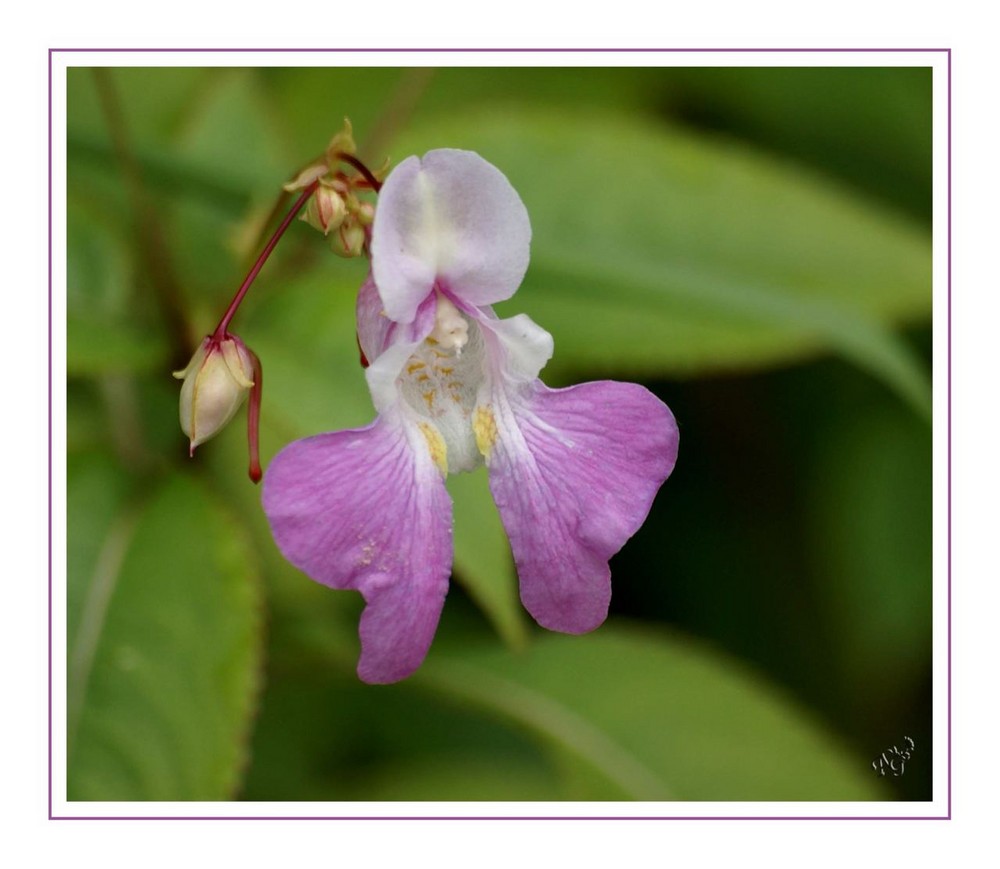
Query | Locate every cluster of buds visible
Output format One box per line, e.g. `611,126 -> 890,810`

173,119 -> 388,481
283,119 -> 387,258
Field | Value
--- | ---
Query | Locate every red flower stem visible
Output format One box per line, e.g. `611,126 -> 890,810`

213,179 -> 320,338
247,351 -> 264,484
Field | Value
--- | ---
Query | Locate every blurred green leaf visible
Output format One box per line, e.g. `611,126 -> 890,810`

67,202 -> 131,318
174,68 -> 292,190
396,110 -> 931,416
67,313 -> 168,376
67,67 -> 216,145
346,755 -> 564,801
420,625 -> 884,800
447,468 -> 528,650
661,67 -> 931,221
67,453 -> 132,657
240,658 -> 564,800
68,133 -> 249,214
67,384 -> 111,454
66,160 -> 170,378
158,69 -> 298,300
264,67 -> 663,159
68,475 -> 263,800
805,401 -> 932,712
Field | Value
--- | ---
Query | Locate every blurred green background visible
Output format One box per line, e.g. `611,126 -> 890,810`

65,65 -> 933,802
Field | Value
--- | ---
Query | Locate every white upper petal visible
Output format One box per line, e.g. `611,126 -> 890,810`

371,149 -> 531,323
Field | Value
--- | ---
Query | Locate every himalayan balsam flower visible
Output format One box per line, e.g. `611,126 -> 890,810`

263,149 -> 679,683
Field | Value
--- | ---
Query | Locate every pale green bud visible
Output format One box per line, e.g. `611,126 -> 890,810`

173,335 -> 255,455
354,200 -> 375,227
330,220 -> 367,258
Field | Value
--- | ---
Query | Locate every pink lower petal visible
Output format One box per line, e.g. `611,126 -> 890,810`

487,381 -> 678,633
262,416 -> 453,683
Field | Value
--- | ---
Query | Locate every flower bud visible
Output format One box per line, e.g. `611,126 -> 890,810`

173,335 -> 255,455
331,220 -> 367,258
354,200 -> 375,227
300,183 -> 347,235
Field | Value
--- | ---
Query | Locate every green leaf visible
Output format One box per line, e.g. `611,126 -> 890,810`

660,67 -> 931,220
395,110 -> 931,415
447,468 -> 528,650
158,69 -> 298,298
805,401 -> 932,713
174,68 -> 292,190
342,755 -> 565,801
67,67 -> 217,145
265,67 -> 664,158
67,201 -> 131,318
419,625 -> 885,800
67,313 -> 168,376
239,660 -> 565,800
66,193 -> 169,377
68,475 -> 263,801
67,453 -> 132,657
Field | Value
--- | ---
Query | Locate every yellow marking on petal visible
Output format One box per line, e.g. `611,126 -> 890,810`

436,366 -> 453,376
473,405 -> 498,459
422,390 -> 436,410
406,361 -> 426,374
416,373 -> 430,382
418,422 -> 448,474
425,337 -> 439,346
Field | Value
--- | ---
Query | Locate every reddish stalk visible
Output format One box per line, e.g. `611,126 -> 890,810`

338,153 -> 383,192
247,351 -> 264,483
213,179 -> 320,339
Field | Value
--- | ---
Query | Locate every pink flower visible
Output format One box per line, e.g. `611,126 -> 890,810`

263,150 -> 679,683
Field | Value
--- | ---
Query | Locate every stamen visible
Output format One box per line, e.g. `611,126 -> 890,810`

429,294 -> 469,353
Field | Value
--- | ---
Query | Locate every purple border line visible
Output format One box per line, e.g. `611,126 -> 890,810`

48,47 -> 54,824
946,47 -> 953,821
50,47 -> 951,822
54,814 -> 946,822
50,47 -> 950,52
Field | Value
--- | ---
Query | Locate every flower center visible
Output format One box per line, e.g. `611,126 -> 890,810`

398,293 -> 485,473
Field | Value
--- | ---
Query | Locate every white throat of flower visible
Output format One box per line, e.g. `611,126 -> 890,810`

398,292 -> 486,474
427,294 -> 468,354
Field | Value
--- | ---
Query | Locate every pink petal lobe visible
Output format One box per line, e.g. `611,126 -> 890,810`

355,272 -> 390,365
262,416 -> 453,683
487,381 -> 678,633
